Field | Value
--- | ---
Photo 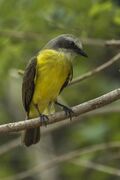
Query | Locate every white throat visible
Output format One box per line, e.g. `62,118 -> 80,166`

58,48 -> 76,61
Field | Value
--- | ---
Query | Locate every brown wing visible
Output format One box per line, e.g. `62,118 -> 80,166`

22,57 -> 37,113
60,67 -> 73,93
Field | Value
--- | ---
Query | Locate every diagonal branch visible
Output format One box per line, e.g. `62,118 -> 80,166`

0,105 -> 120,155
0,105 -> 119,156
74,160 -> 120,177
69,53 -> 120,86
0,88 -> 120,133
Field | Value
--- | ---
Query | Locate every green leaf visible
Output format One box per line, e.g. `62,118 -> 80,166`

114,9 -> 120,25
89,2 -> 112,17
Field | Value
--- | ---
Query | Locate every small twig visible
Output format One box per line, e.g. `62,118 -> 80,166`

69,53 -> 120,86
0,88 -> 120,133
74,160 -> 120,177
82,38 -> 105,46
105,40 -> 120,47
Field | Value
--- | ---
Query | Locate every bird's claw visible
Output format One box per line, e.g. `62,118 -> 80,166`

63,106 -> 74,121
40,114 -> 49,126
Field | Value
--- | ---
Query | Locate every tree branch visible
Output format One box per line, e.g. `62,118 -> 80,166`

105,40 -> 120,47
0,105 -> 120,155
69,53 -> 120,86
0,89 -> 120,133
1,29 -> 120,47
74,160 -> 120,177
82,38 -> 120,47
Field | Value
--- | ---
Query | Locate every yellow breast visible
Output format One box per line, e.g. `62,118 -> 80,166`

29,49 -> 72,116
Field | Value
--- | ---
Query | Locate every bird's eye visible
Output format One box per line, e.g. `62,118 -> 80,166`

69,41 -> 74,46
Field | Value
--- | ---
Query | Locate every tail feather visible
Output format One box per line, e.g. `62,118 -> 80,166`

22,127 -> 40,147
22,103 -> 55,147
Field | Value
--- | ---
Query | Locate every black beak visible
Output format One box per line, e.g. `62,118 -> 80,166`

75,47 -> 88,57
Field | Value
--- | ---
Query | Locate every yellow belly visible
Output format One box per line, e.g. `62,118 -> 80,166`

29,49 -> 72,118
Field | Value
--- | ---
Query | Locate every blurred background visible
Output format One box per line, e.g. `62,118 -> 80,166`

0,0 -> 120,179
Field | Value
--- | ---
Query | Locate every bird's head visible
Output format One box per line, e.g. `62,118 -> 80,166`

44,34 -> 88,58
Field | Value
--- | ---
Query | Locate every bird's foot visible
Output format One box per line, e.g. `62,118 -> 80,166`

55,101 -> 74,120
63,106 -> 74,121
39,114 -> 49,126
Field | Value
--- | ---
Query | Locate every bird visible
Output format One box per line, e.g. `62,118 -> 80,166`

22,34 -> 88,147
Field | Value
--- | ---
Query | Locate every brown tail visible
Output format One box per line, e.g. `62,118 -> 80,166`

22,127 -> 40,147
